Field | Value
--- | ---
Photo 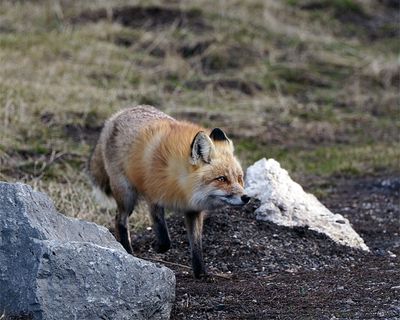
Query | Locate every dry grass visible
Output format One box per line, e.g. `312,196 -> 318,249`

0,0 -> 398,229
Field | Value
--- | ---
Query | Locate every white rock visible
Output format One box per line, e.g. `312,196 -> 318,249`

245,158 -> 369,251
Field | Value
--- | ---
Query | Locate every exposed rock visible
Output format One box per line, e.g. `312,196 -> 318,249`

0,182 -> 175,320
245,158 -> 369,251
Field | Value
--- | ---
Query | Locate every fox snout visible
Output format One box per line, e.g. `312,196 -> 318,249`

227,194 -> 250,206
241,194 -> 251,204
218,191 -> 251,207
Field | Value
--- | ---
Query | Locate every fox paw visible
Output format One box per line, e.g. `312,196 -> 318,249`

193,270 -> 212,281
152,241 -> 171,253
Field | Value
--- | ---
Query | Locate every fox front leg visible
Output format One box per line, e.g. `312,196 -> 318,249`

149,203 -> 171,253
184,211 -> 206,278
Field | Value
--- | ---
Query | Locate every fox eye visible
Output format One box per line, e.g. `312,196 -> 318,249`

215,176 -> 228,183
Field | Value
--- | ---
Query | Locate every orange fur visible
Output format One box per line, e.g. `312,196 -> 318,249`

125,120 -> 201,208
123,120 -> 243,210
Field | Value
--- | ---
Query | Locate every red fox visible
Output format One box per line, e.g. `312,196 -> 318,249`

88,105 -> 250,278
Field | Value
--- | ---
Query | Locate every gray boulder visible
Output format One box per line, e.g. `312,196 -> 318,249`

0,182 -> 175,320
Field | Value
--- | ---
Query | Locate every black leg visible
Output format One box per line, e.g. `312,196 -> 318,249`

149,204 -> 171,253
184,211 -> 206,278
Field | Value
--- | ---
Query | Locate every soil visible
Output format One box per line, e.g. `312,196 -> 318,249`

72,6 -> 208,32
130,174 -> 400,319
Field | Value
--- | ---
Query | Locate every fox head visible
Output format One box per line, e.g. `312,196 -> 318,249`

188,128 -> 250,211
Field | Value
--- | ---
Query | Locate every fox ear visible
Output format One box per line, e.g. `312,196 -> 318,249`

210,127 -> 234,152
210,128 -> 229,141
190,131 -> 214,165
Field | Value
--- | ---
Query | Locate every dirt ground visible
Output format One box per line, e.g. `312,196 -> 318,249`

130,174 -> 400,319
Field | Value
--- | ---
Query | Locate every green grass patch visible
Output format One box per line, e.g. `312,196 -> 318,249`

331,0 -> 364,15
287,0 -> 364,15
264,60 -> 353,96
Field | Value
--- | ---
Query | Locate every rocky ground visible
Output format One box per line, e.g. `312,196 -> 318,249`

131,174 -> 400,319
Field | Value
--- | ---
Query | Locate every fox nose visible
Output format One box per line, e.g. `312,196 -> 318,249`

241,194 -> 251,204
